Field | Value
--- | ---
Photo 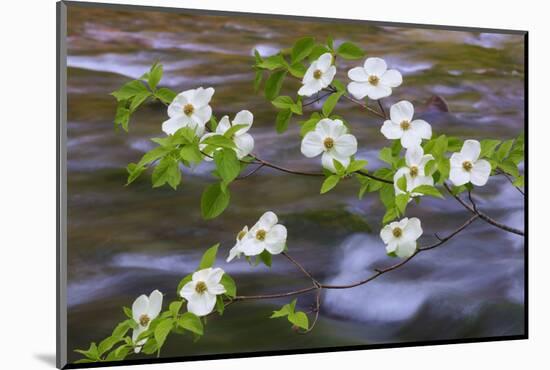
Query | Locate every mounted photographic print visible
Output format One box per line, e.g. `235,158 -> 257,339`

56,1 -> 528,368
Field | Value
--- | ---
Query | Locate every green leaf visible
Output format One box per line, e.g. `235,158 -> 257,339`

495,139 -> 514,162
276,109 -> 293,133
154,319 -> 173,349
257,54 -> 287,70
148,63 -> 163,90
155,87 -> 176,104
382,207 -> 399,224
320,175 -> 340,194
432,135 -> 448,158
412,185 -> 444,198
291,37 -> 315,63
347,160 -> 368,173
220,273 -> 237,297
336,42 -> 365,59
271,299 -> 297,318
112,320 -> 132,338
179,144 -> 203,164
201,134 -> 236,150
169,301 -> 182,318
126,163 -> 145,185
114,102 -> 130,131
513,175 -> 524,187
215,295 -> 225,315
480,139 -> 501,158
288,62 -> 306,78
176,274 -> 192,296
129,91 -> 151,112
111,80 -> 149,101
379,184 -> 396,209
272,96 -> 295,109
98,336 -> 124,356
395,193 -> 410,215
201,183 -> 230,219
396,174 -> 407,192
265,70 -> 287,101
332,158 -> 346,175
379,147 -> 395,166
258,250 -> 272,268
214,149 -> 240,183
498,160 -> 519,177
152,156 -> 181,190
136,146 -> 173,168
199,243 -> 220,269
178,312 -> 204,335
299,114 -> 321,137
288,311 -> 309,330
254,69 -> 264,92
322,92 -> 343,116
223,124 -> 249,139
309,44 -> 330,61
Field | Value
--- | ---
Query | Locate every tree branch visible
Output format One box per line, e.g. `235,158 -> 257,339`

444,183 -> 524,236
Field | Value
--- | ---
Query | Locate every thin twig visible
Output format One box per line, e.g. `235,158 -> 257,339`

282,252 -> 320,287
496,170 -> 525,196
444,183 -> 524,236
303,92 -> 333,107
377,99 -> 388,119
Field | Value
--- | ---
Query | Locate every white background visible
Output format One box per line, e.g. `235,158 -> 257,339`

0,0 -> 545,368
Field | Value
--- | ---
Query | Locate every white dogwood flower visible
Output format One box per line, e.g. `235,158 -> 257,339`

394,146 -> 434,196
162,87 -> 214,136
381,100 -> 432,148
380,217 -> 423,258
347,57 -> 402,100
298,53 -> 336,97
301,118 -> 357,173
226,226 -> 249,262
179,268 -> 226,317
200,110 -> 255,160
449,139 -> 491,186
131,290 -> 163,353
239,211 -> 287,256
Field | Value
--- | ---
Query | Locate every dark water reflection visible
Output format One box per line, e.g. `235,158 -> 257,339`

65,6 -> 525,363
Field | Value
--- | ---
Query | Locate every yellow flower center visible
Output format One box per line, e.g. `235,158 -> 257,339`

256,229 -> 267,241
195,281 -> 208,294
368,75 -> 380,86
183,104 -> 194,116
324,137 -> 334,150
410,166 -> 419,177
392,227 -> 403,238
462,161 -> 473,172
313,69 -> 323,79
400,120 -> 411,130
139,314 -> 150,327
237,230 -> 247,241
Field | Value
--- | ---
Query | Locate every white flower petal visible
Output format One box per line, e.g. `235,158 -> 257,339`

405,146 -> 424,167
334,134 -> 358,157
234,133 -> 254,159
470,159 -> 491,186
380,225 -> 394,244
162,115 -> 189,135
226,244 -> 241,262
216,116 -> 231,134
233,110 -> 253,134
410,119 -> 432,140
132,295 -> 149,322
367,85 -> 392,100
449,167 -> 470,186
418,154 -> 435,172
298,80 -> 323,97
395,240 -> 417,258
450,153 -> 465,168
381,120 -> 403,140
347,81 -> 371,100
460,139 -> 481,162
301,131 -> 324,158
403,217 -> 423,241
317,52 -> 333,71
265,224 -> 287,253
321,65 -> 336,86
348,66 -> 369,82
239,238 -> 265,256
386,241 -> 398,253
363,57 -> 387,76
207,283 -> 226,295
411,175 -> 434,191
192,105 -> 212,125
380,69 -> 403,88
147,290 -> 163,320
187,292 -> 216,317
393,167 -> 410,195
322,152 -> 350,172
390,100 -> 414,123
179,281 -> 197,300
302,62 -> 317,84
206,267 -> 225,285
167,102 -> 183,118
192,268 -> 213,282
400,131 -> 422,149
258,211 -> 278,229
191,87 -> 215,107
